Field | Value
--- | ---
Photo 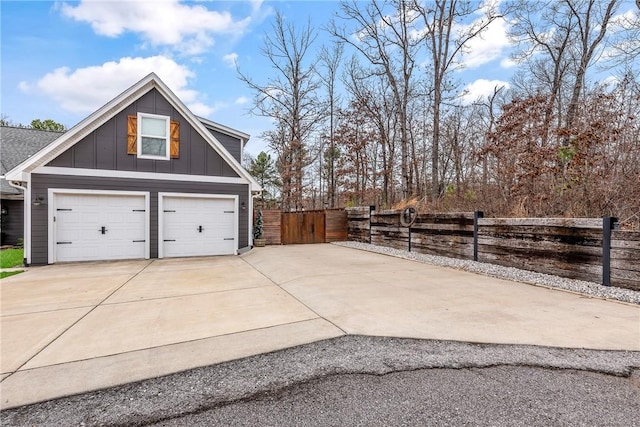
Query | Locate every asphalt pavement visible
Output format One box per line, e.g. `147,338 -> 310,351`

2,336 -> 639,426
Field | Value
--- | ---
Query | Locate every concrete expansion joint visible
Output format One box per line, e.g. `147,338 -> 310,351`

239,257 -> 349,336
9,260 -> 155,374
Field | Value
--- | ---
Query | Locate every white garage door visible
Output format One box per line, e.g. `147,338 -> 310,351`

161,195 -> 237,258
53,193 -> 147,262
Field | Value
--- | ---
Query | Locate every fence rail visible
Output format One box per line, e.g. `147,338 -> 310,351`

346,208 -> 640,291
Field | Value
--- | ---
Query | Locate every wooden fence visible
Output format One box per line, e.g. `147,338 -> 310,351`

259,209 -> 282,245
346,208 -> 640,291
257,209 -> 347,245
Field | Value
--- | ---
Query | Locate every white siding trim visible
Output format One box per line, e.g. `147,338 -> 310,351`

158,192 -> 239,259
47,189 -> 150,264
25,175 -> 32,265
34,166 -> 248,185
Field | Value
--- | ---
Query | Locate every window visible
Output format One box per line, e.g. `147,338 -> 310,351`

137,113 -> 170,160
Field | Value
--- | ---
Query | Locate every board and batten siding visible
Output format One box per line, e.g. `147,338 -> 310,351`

46,89 -> 239,178
30,174 -> 249,265
206,127 -> 242,163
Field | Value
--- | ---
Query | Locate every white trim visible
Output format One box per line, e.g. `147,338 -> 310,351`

5,73 -> 261,192
26,181 -> 32,265
197,116 -> 250,141
34,166 -> 249,185
248,191 -> 254,247
137,112 -> 171,160
158,192 -> 239,259
48,189 -> 150,264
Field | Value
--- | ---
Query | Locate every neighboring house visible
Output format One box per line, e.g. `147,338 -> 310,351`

4,73 -> 260,265
1,127 -> 63,246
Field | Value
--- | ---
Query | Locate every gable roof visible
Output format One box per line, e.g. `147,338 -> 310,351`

198,116 -> 250,143
1,126 -> 63,195
5,73 -> 261,191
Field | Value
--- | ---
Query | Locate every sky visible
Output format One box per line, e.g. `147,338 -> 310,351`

1,1 -> 637,156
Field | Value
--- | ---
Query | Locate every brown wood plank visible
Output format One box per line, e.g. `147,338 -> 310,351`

479,218 -> 603,229
325,209 -> 347,242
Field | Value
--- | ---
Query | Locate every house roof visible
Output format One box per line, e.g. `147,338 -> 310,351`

5,73 -> 261,191
198,116 -> 250,142
1,126 -> 63,195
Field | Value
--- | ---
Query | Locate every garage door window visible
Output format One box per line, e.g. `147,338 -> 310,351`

138,113 -> 170,160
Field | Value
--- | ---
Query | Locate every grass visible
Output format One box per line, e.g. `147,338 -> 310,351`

0,270 -> 23,279
0,248 -> 24,268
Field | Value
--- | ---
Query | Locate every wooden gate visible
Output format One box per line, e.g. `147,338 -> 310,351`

281,211 -> 326,244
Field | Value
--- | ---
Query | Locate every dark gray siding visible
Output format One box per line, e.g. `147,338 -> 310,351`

30,174 -> 250,265
1,199 -> 24,246
47,89 -> 239,178
207,128 -> 242,163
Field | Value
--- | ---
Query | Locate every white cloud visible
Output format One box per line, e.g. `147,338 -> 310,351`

235,96 -> 249,105
60,0 -> 252,55
223,53 -> 239,68
500,57 -> 518,68
460,78 -> 510,105
18,56 -> 215,116
459,17 -> 511,69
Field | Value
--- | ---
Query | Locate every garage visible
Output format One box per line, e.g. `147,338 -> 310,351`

50,191 -> 149,263
159,193 -> 238,258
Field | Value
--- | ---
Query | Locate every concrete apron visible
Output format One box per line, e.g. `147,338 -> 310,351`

1,244 -> 638,409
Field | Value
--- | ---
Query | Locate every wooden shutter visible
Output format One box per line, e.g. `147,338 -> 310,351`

127,115 -> 137,154
170,120 -> 180,159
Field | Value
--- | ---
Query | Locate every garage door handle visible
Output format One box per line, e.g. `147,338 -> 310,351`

164,239 -> 176,242
99,226 -> 108,234
224,238 -> 235,240
198,225 -> 204,233
132,240 -> 146,243
57,241 -> 72,244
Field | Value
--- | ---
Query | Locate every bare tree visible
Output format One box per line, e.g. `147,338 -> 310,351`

329,0 -> 423,199
563,0 -> 618,135
342,57 -> 399,206
413,0 -> 503,201
238,10 -> 322,211
508,0 -> 620,141
318,41 -> 344,207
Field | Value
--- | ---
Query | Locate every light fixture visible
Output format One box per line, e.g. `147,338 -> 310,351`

241,201 -> 247,210
0,207 -> 7,215
33,195 -> 44,206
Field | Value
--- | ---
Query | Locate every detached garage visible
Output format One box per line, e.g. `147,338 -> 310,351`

5,73 -> 260,265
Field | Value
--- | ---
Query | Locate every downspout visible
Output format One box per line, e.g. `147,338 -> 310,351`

7,179 -> 29,266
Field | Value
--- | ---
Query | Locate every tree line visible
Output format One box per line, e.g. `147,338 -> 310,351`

243,0 -> 639,228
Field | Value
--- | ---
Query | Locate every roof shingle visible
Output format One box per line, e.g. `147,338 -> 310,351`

1,126 -> 62,195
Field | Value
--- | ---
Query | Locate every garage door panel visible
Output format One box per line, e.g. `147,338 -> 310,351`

54,193 -> 147,263
162,196 -> 236,258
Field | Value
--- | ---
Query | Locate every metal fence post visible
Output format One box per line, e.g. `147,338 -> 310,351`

369,205 -> 375,244
602,216 -> 618,287
473,211 -> 484,262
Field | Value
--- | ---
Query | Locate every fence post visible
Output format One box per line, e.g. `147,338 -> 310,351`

369,205 -> 375,244
602,216 -> 618,287
473,211 -> 484,262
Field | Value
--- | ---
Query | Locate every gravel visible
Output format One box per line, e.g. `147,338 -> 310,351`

2,336 -> 639,426
334,241 -> 640,305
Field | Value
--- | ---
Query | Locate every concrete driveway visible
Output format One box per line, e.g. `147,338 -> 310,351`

1,244 -> 639,409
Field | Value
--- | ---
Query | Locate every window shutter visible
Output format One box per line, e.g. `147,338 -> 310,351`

170,120 -> 180,159
127,115 -> 137,154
